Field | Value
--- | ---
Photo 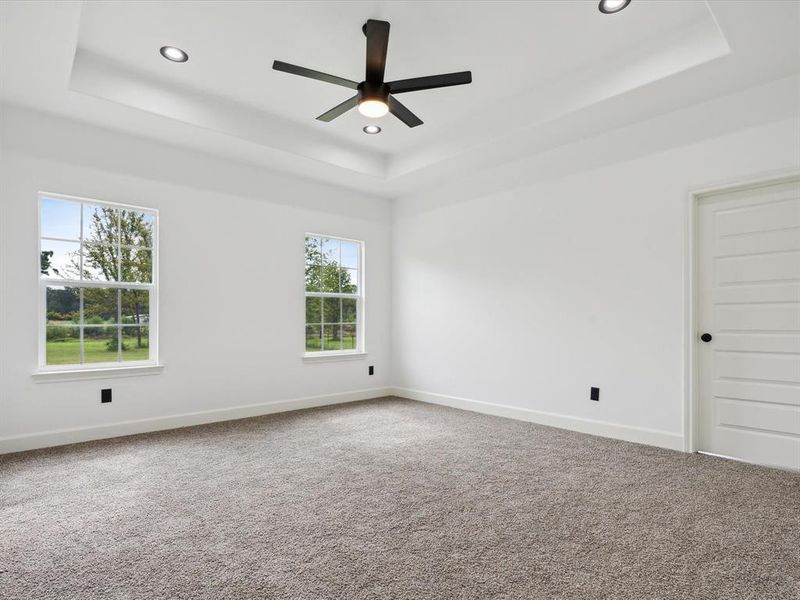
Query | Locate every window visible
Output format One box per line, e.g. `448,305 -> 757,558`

304,234 -> 363,355
38,193 -> 157,370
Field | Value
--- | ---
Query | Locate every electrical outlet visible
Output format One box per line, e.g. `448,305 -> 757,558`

590,387 -> 600,401
368,365 -> 374,376
101,388 -> 112,403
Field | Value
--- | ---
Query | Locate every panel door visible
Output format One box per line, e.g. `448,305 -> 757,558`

697,178 -> 800,470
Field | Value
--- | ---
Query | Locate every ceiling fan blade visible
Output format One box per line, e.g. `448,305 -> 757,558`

388,95 -> 423,128
273,60 -> 358,90
364,19 -> 390,83
316,95 -> 359,122
388,71 -> 472,94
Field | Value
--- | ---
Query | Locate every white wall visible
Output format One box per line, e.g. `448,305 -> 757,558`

0,106 -> 391,451
391,91 -> 799,449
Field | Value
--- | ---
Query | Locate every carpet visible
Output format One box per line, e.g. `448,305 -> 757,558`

1,397 -> 798,599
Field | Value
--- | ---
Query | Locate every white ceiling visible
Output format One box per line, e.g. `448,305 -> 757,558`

1,1 -> 799,198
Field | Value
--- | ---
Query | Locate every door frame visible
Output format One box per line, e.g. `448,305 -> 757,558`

683,169 -> 800,453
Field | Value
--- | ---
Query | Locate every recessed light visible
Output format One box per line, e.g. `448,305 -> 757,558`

363,125 -> 382,135
598,0 -> 631,14
160,46 -> 188,63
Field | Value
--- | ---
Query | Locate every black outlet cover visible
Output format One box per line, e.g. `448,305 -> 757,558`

101,388 -> 112,403
590,387 -> 600,401
368,365 -> 374,376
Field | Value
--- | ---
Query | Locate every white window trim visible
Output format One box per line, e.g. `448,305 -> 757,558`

302,351 -> 367,363
303,232 -> 365,359
32,364 -> 165,383
35,191 -> 161,376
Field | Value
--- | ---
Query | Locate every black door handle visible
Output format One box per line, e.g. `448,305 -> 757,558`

701,333 -> 713,343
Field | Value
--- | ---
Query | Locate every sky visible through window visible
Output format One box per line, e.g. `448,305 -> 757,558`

40,196 -> 155,282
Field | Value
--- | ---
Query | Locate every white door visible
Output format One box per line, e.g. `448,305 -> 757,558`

697,177 -> 800,471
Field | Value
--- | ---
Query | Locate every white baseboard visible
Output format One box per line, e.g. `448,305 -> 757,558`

1,386 -> 684,455
390,387 -> 684,452
0,387 -> 391,455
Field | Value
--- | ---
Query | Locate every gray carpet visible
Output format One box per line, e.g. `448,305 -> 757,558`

1,397 -> 798,599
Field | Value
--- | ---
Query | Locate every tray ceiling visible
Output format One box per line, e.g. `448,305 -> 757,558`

1,1 -> 798,197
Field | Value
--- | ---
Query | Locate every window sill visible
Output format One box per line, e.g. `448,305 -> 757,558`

302,351 -> 367,363
32,364 -> 164,383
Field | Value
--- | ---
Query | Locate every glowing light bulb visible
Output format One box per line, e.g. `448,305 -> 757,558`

358,99 -> 389,118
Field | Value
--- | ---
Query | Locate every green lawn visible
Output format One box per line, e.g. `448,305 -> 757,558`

46,337 -> 149,365
305,334 -> 357,352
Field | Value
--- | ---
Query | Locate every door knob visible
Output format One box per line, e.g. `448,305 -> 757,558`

701,333 -> 713,343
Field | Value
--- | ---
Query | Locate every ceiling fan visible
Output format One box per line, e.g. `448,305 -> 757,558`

272,19 -> 472,128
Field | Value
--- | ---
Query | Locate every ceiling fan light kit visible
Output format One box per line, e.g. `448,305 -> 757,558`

272,19 -> 472,128
357,82 -> 390,118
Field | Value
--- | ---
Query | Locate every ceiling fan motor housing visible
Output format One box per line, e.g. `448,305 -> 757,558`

358,81 -> 389,104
